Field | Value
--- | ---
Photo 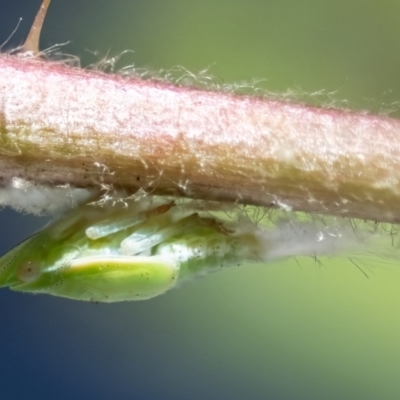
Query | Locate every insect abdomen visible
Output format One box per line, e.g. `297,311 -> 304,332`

154,228 -> 259,282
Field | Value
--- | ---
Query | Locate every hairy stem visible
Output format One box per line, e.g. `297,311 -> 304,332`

1,54 -> 400,222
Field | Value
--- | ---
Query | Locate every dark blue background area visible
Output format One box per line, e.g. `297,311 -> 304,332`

0,263 -> 283,400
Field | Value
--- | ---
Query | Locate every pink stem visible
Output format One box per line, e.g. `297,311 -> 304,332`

1,54 -> 400,222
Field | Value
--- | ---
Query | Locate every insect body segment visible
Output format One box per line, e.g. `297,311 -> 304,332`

0,197 -> 261,302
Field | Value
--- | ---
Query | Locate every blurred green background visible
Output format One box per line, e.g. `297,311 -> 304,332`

2,1 -> 400,399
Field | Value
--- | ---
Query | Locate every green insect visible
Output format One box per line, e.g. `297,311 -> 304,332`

0,197 -> 262,302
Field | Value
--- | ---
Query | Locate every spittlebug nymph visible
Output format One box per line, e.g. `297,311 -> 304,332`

0,196 -> 263,302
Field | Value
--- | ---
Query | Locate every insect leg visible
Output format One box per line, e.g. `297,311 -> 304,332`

85,201 -> 174,239
120,213 -> 203,255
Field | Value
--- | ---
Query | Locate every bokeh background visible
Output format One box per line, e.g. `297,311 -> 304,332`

1,1 -> 400,399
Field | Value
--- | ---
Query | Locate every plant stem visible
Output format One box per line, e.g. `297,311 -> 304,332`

1,54 -> 400,222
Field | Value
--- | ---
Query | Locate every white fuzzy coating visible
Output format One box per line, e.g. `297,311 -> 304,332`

231,209 -> 400,264
0,178 -> 94,215
254,216 -> 363,260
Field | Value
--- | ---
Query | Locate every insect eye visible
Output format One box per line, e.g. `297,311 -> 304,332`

17,261 -> 40,283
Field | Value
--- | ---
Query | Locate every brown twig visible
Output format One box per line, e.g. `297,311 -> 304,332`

1,54 -> 400,223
